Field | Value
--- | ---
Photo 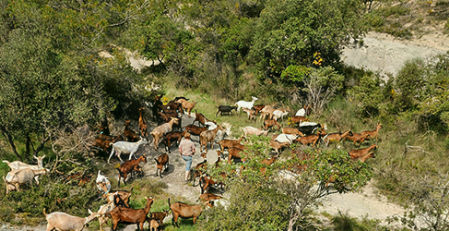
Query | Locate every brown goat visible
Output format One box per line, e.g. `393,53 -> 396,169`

227,146 -> 247,164
116,155 -> 147,187
149,209 -> 170,226
348,144 -> 378,159
138,107 -> 148,138
343,133 -> 370,146
162,130 -> 187,153
193,112 -> 211,127
168,198 -> 203,227
217,135 -> 246,153
361,123 -> 383,142
282,127 -> 305,137
289,116 -> 310,125
260,156 -> 278,175
199,125 -> 223,153
243,108 -> 257,121
149,218 -> 160,231
252,104 -> 266,114
175,99 -> 198,118
270,135 -> 291,155
352,152 -> 376,163
154,153 -> 169,178
264,119 -> 282,132
106,196 -> 153,231
93,135 -> 123,152
199,174 -> 225,194
185,124 -> 208,141
192,159 -> 208,186
64,172 -> 93,186
323,130 -> 353,147
294,132 -> 323,147
97,183 -> 133,208
198,193 -> 223,207
124,120 -> 139,142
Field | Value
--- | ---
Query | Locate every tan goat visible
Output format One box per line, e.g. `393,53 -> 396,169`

43,208 -> 99,231
169,198 -> 203,227
175,99 -> 198,118
150,117 -> 179,150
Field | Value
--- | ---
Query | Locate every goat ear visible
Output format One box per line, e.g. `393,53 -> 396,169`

34,155 -> 38,159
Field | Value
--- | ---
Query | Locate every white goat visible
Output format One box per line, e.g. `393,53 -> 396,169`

243,126 -> 269,137
2,155 -> 49,185
205,121 -> 217,131
43,208 -> 99,231
96,170 -> 111,192
108,138 -> 148,163
4,168 -> 48,194
299,122 -> 319,127
272,109 -> 289,121
274,134 -> 298,144
235,96 -> 258,112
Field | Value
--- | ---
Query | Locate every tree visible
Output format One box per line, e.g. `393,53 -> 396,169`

250,0 -> 366,80
0,0 -> 148,161
303,66 -> 345,116
200,136 -> 372,231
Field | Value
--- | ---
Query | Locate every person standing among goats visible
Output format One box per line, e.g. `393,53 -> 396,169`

179,132 -> 196,182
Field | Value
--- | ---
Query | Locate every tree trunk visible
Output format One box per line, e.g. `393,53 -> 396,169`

0,125 -> 23,162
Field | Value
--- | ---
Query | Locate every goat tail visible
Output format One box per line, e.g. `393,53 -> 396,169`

43,208 -> 47,217
168,198 -> 171,208
2,160 -> 9,164
154,158 -> 159,164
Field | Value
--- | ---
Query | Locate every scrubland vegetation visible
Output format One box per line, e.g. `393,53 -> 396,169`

0,0 -> 449,230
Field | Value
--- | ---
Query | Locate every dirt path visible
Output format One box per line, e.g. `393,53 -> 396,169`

342,31 -> 449,77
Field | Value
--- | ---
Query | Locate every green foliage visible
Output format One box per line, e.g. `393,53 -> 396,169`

349,74 -> 387,117
394,59 -> 426,111
281,65 -> 310,85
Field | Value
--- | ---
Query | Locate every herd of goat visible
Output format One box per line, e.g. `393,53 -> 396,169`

1,95 -> 382,231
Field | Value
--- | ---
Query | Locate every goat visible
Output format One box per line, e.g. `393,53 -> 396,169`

151,95 -> 163,121
270,135 -> 292,155
260,156 -> 278,175
297,122 -> 321,136
198,193 -> 223,207
97,182 -> 133,208
174,96 -> 189,101
361,123 -> 383,142
93,135 -> 123,152
216,105 -> 237,116
272,109 -> 289,121
252,104 -> 265,114
343,133 -> 370,146
200,125 -> 224,153
274,134 -> 298,144
97,201 -> 116,231
242,126 -> 269,137
43,208 -> 99,231
175,99 -> 198,118
149,209 -> 170,226
106,196 -> 154,231
294,132 -> 323,147
259,105 -> 276,122
2,155 -> 48,184
218,135 -> 246,153
162,130 -> 187,153
168,198 -> 203,227
148,218 -> 160,231
323,130 -> 353,147
235,96 -> 258,113
352,152 -> 376,163
227,146 -> 247,164
192,159 -> 208,186
124,120 -> 139,142
193,112 -> 211,126
150,117 -> 179,150
289,116 -> 310,125
295,105 -> 309,117
185,124 -> 208,142
64,172 -> 93,186
349,144 -> 378,159
116,155 -> 147,187
154,153 -> 169,178
282,127 -> 305,137
264,119 -> 282,132
108,138 -> 148,163
138,107 -> 148,138
4,168 -> 48,194
199,174 -> 225,194
242,108 -> 257,121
